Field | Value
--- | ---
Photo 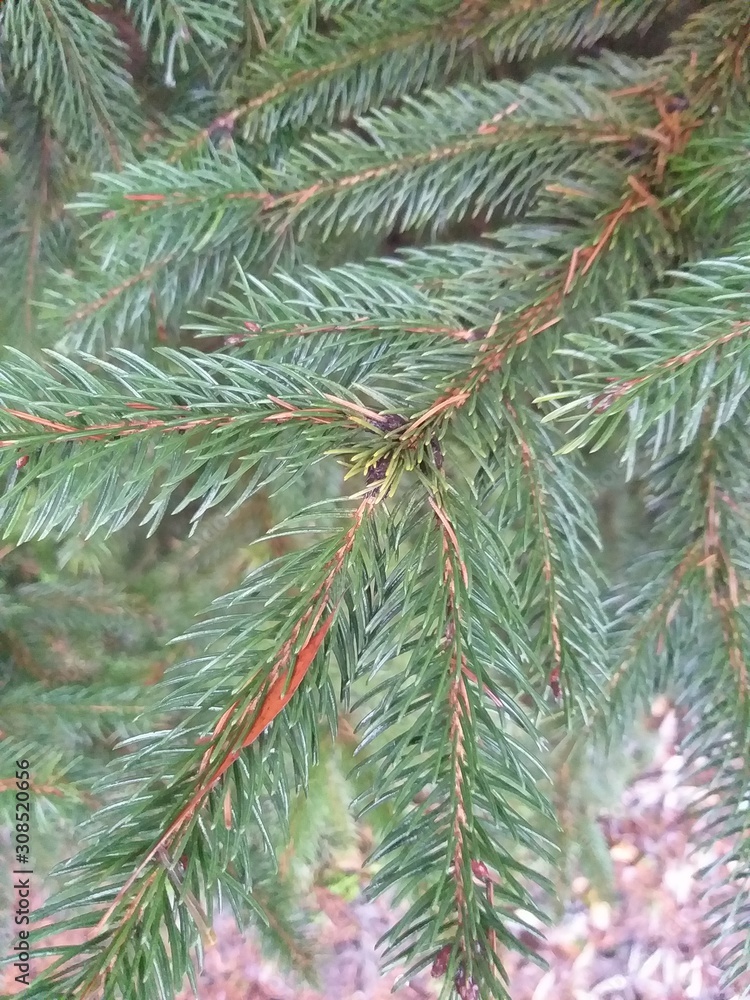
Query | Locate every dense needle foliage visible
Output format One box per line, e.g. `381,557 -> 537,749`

0,1 -> 749,997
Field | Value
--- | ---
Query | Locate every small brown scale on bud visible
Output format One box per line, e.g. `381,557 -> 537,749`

430,944 -> 452,978
621,137 -> 650,166
548,667 -> 561,700
16,455 -> 29,470
454,964 -> 480,1000
225,323 -> 261,346
665,93 -> 689,113
471,859 -> 490,881
365,455 -> 390,485
371,412 -> 407,433
589,391 -> 616,413
364,455 -> 393,498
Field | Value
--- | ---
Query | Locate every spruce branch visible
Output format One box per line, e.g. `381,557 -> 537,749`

701,459 -> 748,705
48,55 -> 656,349
1,0 -> 141,165
391,68 -> 728,444
683,699 -> 750,992
664,0 -> 750,116
4,0 -> 750,996
0,90 -> 74,342
547,255 -> 750,457
545,273 -> 750,743
491,403 -> 606,716
171,0 -> 674,159
16,499 -> 378,998
0,347 -> 386,540
395,190 -> 669,442
358,486 -> 555,998
22,122 -> 51,336
0,745 -> 100,814
123,0 -> 242,65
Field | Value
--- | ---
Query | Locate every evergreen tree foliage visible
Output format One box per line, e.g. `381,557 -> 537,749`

0,1 -> 749,997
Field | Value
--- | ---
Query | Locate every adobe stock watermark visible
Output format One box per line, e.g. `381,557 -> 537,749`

10,759 -> 34,987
